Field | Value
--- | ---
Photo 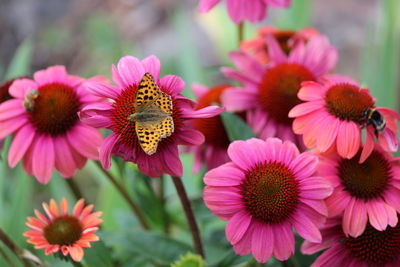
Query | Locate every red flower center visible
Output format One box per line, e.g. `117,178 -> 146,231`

344,221 -> 400,264
111,85 -> 181,151
338,150 -> 391,200
272,30 -> 296,55
0,79 -> 14,103
44,216 -> 83,246
193,85 -> 230,148
29,83 -> 81,136
259,63 -> 315,126
241,161 -> 299,223
325,84 -> 374,122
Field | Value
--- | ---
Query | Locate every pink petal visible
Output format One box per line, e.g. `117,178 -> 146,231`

226,0 -> 246,24
85,81 -> 120,99
227,140 -> 259,170
69,245 -> 84,262
0,99 -> 25,120
0,116 -> 28,139
379,128 -> 398,152
141,55 -> 161,79
293,210 -> 322,243
181,106 -> 224,119
34,66 -> 68,86
221,88 -> 258,112
54,137 -> 77,177
226,210 -> 252,245
204,162 -> 245,186
32,136 -> 55,184
367,200 -> 391,231
316,117 -> 340,152
191,83 -> 210,98
159,75 -> 185,95
326,188 -> 350,217
289,152 -> 318,178
343,198 -> 367,237
99,133 -> 119,170
233,221 -> 255,256
266,35 -> 287,64
161,145 -> 183,177
198,0 -> 221,12
117,56 -> 145,88
9,79 -> 38,99
336,121 -> 361,159
272,222 -> 295,261
301,199 -> 328,216
228,51 -> 265,78
312,244 -> 352,267
67,124 -> 102,159
251,222 -> 274,263
8,124 -> 35,167
288,101 -> 324,118
297,81 -> 325,101
178,129 -> 204,146
360,127 -> 375,163
299,177 -> 332,199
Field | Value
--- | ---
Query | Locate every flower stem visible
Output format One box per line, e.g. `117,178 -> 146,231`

95,162 -> 150,230
171,176 -> 205,258
0,229 -> 32,267
159,175 -> 170,234
238,22 -> 245,45
66,178 -> 84,200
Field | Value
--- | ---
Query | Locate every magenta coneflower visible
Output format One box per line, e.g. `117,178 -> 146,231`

203,137 -> 332,263
188,83 -> 230,172
80,55 -> 223,177
222,35 -> 337,148
24,198 -> 102,262
241,27 -> 320,64
319,145 -> 400,237
198,0 -> 290,24
0,66 -> 104,184
302,217 -> 400,266
289,76 -> 399,162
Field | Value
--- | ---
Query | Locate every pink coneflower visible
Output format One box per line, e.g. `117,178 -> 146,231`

203,137 -> 332,263
0,66 -> 103,184
241,27 -> 320,64
319,145 -> 400,237
289,77 -> 399,162
24,198 -> 103,262
198,0 -> 290,24
80,55 -> 223,177
302,217 -> 400,266
222,35 -> 337,149
0,78 -> 17,151
188,83 -> 230,172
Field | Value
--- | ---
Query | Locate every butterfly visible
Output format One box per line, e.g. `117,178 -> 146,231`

126,72 -> 175,155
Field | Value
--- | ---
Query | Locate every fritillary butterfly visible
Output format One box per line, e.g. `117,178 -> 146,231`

127,72 -> 174,155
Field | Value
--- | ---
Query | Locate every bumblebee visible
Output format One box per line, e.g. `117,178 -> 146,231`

361,108 -> 386,135
23,89 -> 39,112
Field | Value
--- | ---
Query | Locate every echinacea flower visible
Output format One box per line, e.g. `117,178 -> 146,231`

302,217 -> 400,267
0,66 -> 104,183
188,83 -> 230,172
198,0 -> 291,24
80,55 -> 223,177
24,198 -> 102,262
222,35 -> 337,149
289,76 -> 399,162
241,27 -> 320,64
319,145 -> 400,237
0,78 -> 18,151
203,137 -> 332,263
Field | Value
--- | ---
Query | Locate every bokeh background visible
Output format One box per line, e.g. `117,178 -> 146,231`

0,0 -> 399,266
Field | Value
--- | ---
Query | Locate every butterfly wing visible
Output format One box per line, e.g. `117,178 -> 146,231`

136,122 -> 161,155
156,117 -> 174,138
135,73 -> 162,111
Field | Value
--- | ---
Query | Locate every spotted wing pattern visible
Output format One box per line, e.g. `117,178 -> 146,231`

155,92 -> 173,115
135,72 -> 162,110
156,117 -> 174,138
135,123 -> 161,155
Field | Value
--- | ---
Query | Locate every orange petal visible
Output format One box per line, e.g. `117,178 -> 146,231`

80,205 -> 94,219
49,199 -> 60,217
73,199 -> 85,217
80,233 -> 100,242
82,227 -> 99,235
42,202 -> 54,220
34,210 -> 49,224
61,198 -> 69,215
76,240 -> 91,248
70,245 -> 84,262
61,245 -> 70,256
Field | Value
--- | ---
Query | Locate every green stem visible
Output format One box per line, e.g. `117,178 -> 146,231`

95,162 -> 150,230
238,22 -> 245,45
66,178 -> 84,200
159,176 -> 170,234
0,229 -> 32,267
171,176 -> 205,258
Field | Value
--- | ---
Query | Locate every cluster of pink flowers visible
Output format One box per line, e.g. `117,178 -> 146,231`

0,0 -> 398,264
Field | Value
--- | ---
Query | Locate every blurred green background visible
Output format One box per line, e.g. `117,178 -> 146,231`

0,0 -> 399,266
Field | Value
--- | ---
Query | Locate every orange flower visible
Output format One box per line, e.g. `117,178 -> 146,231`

24,198 -> 103,262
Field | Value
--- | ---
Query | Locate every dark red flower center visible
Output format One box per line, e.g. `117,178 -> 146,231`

28,83 -> 81,136
344,221 -> 400,264
272,30 -> 296,55
44,216 -> 83,246
111,85 -> 180,151
192,85 -> 230,148
325,84 -> 374,122
241,161 -> 299,223
259,63 -> 315,126
338,150 -> 391,200
0,79 -> 15,103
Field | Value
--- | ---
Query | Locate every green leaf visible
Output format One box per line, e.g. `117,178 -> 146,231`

84,240 -> 114,267
221,112 -> 255,141
5,39 -> 33,80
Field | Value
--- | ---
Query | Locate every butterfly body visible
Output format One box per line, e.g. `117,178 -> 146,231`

125,72 -> 175,155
